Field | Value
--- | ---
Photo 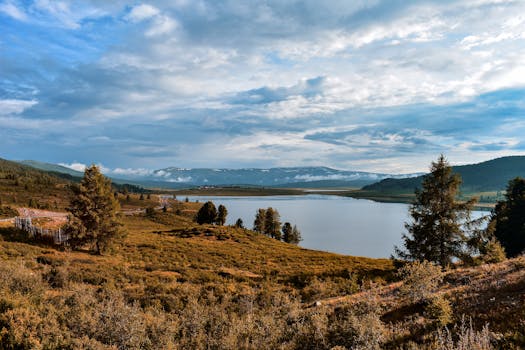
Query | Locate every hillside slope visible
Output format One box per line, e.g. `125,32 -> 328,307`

363,156 -> 525,193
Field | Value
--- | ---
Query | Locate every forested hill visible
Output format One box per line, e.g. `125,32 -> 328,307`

362,156 -> 525,193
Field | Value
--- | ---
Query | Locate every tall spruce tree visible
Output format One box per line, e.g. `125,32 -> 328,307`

216,204 -> 228,225
395,155 -> 476,268
253,208 -> 266,233
65,165 -> 124,254
264,207 -> 282,240
282,222 -> 293,243
491,177 -> 525,257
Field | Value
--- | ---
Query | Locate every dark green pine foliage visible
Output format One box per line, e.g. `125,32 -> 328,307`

282,222 -> 293,243
195,201 -> 217,224
216,204 -> 228,225
264,207 -> 282,240
491,177 -> 525,257
253,208 -> 266,233
65,165 -> 125,255
395,155 -> 476,269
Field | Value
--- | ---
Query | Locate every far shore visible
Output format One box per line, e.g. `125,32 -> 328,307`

168,186 -> 495,211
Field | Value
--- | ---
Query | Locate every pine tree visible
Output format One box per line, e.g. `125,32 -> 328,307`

216,204 -> 228,225
253,208 -> 266,233
235,218 -> 244,229
139,193 -> 144,200
282,222 -> 293,243
195,201 -> 217,224
290,225 -> 302,245
264,207 -> 282,240
395,155 -> 476,269
65,165 -> 125,254
491,177 -> 525,257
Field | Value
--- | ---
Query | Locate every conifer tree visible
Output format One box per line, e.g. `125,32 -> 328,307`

195,201 -> 217,224
290,225 -> 302,245
491,177 -> 525,257
216,204 -> 228,225
253,208 -> 266,233
395,155 -> 476,269
235,218 -> 244,229
264,207 -> 282,240
65,165 -> 125,254
282,222 -> 293,243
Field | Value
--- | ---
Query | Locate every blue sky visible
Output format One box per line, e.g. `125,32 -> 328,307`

1,0 -> 525,174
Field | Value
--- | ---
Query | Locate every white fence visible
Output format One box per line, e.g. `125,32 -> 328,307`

14,217 -> 69,245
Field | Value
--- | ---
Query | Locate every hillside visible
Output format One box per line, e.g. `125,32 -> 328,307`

0,158 -> 150,212
0,205 -> 524,348
362,156 -> 525,194
0,157 -> 75,210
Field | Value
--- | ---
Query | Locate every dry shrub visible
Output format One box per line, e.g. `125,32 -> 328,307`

398,260 -> 443,303
434,317 -> 494,350
0,261 -> 46,298
426,295 -> 453,327
481,239 -> 506,264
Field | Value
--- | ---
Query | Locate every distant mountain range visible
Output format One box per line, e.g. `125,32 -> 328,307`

362,156 -> 525,193
18,161 -> 421,189
17,156 -> 525,192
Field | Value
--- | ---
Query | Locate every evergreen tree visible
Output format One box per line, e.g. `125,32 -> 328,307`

195,201 -> 217,224
235,218 -> 244,229
290,225 -> 302,245
65,165 -> 125,254
139,193 -> 144,200
253,208 -> 266,233
264,207 -> 282,240
395,155 -> 476,269
282,222 -> 293,243
216,204 -> 228,225
491,177 -> 525,257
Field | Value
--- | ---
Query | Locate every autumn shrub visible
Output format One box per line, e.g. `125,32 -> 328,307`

398,260 -> 443,303
426,295 -> 453,327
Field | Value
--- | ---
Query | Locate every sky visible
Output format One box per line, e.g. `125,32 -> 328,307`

1,0 -> 525,174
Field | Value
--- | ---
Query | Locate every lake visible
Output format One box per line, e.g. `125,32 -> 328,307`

185,194 -> 490,258
184,195 -> 409,258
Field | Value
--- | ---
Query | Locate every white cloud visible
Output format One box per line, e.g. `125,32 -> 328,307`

0,1 -> 27,21
126,4 -> 159,22
110,167 -> 153,176
145,15 -> 177,36
59,162 -> 87,172
0,99 -> 37,115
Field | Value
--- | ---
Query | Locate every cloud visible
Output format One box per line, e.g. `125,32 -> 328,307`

2,0 -> 525,173
0,99 -> 37,115
59,162 -> 87,172
126,4 -> 159,22
0,1 -> 27,21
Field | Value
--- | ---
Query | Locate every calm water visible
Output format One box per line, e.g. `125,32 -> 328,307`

185,194 -> 489,258
185,195 -> 411,258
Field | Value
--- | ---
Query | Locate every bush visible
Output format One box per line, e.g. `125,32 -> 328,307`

397,260 -> 443,303
426,295 -> 453,327
434,317 -> 494,350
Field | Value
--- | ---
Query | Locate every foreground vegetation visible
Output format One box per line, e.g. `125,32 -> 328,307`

1,215 -> 525,349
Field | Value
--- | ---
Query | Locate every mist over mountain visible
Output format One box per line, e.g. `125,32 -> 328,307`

19,161 -> 421,188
